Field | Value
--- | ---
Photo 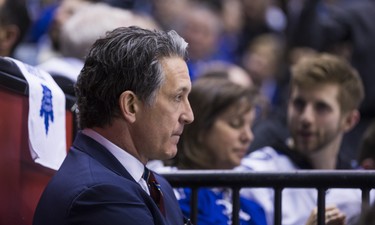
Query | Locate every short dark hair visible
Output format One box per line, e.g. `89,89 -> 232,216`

75,26 -> 188,129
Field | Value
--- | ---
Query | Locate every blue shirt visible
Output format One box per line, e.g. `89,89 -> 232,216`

176,187 -> 267,225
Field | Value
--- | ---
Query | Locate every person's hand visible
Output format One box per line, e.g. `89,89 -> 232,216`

305,205 -> 346,225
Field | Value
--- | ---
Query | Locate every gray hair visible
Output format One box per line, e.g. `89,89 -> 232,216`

75,26 -> 188,129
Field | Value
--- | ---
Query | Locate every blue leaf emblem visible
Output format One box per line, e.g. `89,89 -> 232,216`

40,84 -> 54,135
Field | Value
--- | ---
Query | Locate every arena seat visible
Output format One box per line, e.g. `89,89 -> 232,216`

0,57 -> 76,225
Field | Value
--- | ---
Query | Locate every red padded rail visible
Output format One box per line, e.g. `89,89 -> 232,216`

0,88 -> 73,225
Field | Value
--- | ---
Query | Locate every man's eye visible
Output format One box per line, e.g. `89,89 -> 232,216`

175,95 -> 182,101
293,99 -> 305,111
315,102 -> 330,113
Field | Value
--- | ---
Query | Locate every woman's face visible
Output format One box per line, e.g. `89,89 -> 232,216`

203,102 -> 255,169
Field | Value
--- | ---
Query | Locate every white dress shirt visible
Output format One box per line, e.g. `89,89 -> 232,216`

82,128 -> 149,194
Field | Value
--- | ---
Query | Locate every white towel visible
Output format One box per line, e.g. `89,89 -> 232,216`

8,57 -> 67,170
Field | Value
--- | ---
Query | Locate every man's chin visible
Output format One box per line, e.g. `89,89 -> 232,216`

163,147 -> 178,160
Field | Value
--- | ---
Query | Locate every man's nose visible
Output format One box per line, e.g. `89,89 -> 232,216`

180,100 -> 194,124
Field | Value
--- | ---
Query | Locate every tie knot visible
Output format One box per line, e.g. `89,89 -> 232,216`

142,167 -> 166,216
142,167 -> 150,181
143,167 -> 158,186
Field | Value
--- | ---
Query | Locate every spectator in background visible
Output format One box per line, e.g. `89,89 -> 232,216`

36,0 -> 98,63
238,53 -> 364,225
149,0 -> 188,31
241,33 -> 288,117
0,0 -> 31,57
289,0 -> 375,163
236,0 -> 286,59
37,2 -> 159,86
173,1 -> 233,80
241,33 -> 290,153
37,1 -> 101,84
162,77 -> 267,225
33,26 -> 194,225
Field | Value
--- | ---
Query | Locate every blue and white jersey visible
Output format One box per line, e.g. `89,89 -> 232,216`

147,163 -> 267,225
237,146 -> 363,225
176,187 -> 267,225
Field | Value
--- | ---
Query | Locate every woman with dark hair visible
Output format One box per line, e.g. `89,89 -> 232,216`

169,76 -> 267,225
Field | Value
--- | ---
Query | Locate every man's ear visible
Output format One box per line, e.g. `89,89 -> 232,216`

342,109 -> 360,132
119,91 -> 139,123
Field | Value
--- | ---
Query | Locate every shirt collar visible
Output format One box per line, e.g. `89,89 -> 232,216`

81,128 -> 145,182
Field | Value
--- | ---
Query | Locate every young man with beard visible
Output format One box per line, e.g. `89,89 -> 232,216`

238,53 -> 365,225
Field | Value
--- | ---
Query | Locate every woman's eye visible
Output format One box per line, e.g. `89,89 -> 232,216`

229,119 -> 242,128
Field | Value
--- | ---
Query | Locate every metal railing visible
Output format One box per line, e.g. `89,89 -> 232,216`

161,170 -> 375,225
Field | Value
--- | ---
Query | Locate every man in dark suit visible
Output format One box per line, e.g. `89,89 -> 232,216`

33,26 -> 194,225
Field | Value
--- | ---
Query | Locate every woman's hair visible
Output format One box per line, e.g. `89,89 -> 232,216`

75,26 -> 188,129
172,76 -> 257,169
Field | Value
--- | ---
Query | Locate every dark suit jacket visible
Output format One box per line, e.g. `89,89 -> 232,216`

33,132 -> 185,225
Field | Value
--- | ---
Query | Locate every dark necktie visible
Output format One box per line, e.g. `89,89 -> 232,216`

143,167 -> 166,216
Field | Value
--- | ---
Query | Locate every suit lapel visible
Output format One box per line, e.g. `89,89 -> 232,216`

71,131 -> 135,181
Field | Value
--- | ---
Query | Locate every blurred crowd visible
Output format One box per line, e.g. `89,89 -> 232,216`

4,0 -> 375,183
2,0 -> 375,225
7,0 -> 372,166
